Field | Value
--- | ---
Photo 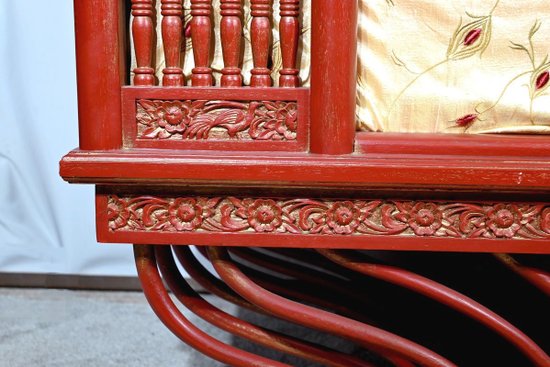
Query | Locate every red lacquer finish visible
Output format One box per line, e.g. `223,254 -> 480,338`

157,246 -> 374,367
64,2 -> 550,365
134,245 -> 290,367
131,0 -> 155,86
310,0 -> 357,154
190,0 -> 213,86
121,87 -> 309,151
207,247 -> 457,367
250,0 -> 273,87
318,250 -> 550,367
220,0 -> 244,87
73,0 -> 125,150
161,0 -> 185,86
278,0 -> 301,87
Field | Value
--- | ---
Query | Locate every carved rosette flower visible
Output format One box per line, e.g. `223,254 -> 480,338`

107,197 -> 130,230
486,204 -> 523,238
408,203 -> 443,236
539,207 -> 550,234
168,199 -> 203,231
326,201 -> 365,235
138,100 -> 207,139
247,199 -> 283,232
156,101 -> 191,134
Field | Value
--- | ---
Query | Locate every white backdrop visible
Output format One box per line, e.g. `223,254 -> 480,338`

0,1 -> 137,276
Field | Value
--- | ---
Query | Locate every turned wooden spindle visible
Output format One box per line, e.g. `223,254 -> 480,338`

278,0 -> 300,87
250,0 -> 273,87
161,0 -> 185,86
190,0 -> 213,86
132,0 -> 155,86
220,0 -> 244,87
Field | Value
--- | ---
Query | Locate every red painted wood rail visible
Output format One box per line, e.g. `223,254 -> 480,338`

161,0 -> 185,86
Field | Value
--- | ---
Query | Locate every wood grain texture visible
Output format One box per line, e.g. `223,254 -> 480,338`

220,0 -> 244,87
310,0 -> 357,154
97,192 -> 550,253
161,0 -> 185,86
121,87 -> 309,150
250,0 -> 273,87
278,0 -> 301,87
131,0 -> 155,86
190,0 -> 214,86
60,145 -> 550,190
73,0 -> 125,150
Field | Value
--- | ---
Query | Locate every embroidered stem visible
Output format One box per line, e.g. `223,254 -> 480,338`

386,59 -> 449,121
489,0 -> 501,15
477,71 -> 531,114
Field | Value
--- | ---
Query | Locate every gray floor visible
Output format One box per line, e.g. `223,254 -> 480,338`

0,288 -> 364,367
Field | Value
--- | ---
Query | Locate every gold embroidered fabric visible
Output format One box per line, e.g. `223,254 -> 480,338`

131,0 -> 550,134
359,0 -> 550,134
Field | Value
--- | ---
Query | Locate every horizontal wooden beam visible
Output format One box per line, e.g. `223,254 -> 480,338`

60,148 -> 550,191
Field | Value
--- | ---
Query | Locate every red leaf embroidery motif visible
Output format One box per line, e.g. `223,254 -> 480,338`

455,114 -> 478,127
536,71 -> 549,90
463,28 -> 482,46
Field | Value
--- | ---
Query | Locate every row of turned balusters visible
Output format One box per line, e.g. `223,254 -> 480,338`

131,0 -> 301,87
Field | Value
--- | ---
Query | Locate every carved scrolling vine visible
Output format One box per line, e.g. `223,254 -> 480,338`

107,196 -> 550,239
136,99 -> 298,140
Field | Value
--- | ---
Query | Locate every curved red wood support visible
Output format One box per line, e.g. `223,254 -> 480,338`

131,0 -> 156,86
207,247 -> 457,367
220,0 -> 244,87
161,0 -> 185,86
229,248 -> 378,317
190,0 -> 214,86
318,249 -> 550,367
156,246 -> 375,367
227,248 -> 417,367
250,0 -> 273,87
495,254 -> 550,297
173,246 -> 262,311
133,245 -> 290,367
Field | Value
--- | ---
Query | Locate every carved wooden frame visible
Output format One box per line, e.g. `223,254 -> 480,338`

122,87 -> 309,151
65,0 -> 550,255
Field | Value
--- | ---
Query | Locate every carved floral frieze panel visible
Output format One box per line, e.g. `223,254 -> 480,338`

107,195 -> 550,240
136,99 -> 298,141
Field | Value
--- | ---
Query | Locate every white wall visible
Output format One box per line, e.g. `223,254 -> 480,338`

0,1 -> 137,276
